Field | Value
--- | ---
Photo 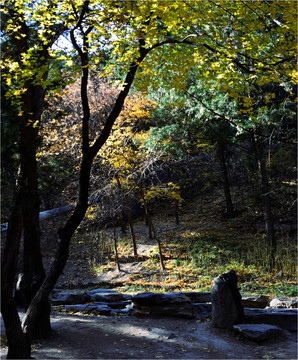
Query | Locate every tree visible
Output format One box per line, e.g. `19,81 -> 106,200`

2,1 -> 296,357
1,0 -> 74,356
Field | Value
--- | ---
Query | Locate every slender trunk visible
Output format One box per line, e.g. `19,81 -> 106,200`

217,141 -> 234,217
139,185 -> 166,271
113,220 -> 121,271
115,175 -> 138,259
255,136 -> 276,267
175,201 -> 180,225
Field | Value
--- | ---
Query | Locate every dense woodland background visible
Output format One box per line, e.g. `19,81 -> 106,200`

1,1 -> 297,358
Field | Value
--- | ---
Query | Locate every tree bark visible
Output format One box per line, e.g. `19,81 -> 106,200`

19,84 -> 51,337
1,191 -> 31,359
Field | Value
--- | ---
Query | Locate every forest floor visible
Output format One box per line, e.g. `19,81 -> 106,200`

1,311 -> 297,359
1,185 -> 297,359
50,185 -> 297,297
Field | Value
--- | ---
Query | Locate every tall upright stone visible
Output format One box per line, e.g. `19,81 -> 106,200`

211,270 -> 244,328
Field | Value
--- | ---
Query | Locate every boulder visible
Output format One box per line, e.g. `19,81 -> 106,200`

52,291 -> 89,305
244,308 -> 298,331
168,292 -> 211,303
86,288 -> 125,302
211,270 -> 244,328
270,297 -> 298,309
241,294 -> 269,308
132,292 -> 195,319
233,324 -> 284,342
64,304 -> 112,315
193,303 -> 212,320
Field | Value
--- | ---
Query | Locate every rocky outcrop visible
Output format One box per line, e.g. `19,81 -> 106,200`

51,288 -> 298,328
233,324 -> 284,342
132,292 -> 195,319
244,307 -> 298,331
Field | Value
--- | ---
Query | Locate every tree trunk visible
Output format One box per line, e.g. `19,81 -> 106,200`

115,175 -> 138,260
19,84 -> 50,337
217,141 -> 234,217
255,136 -> 276,267
1,191 -> 31,359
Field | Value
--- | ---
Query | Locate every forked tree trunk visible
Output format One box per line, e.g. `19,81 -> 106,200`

1,192 -> 31,359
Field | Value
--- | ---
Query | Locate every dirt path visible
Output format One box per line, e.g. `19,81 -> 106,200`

2,313 -> 296,359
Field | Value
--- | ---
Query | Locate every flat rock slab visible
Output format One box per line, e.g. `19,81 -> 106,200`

133,292 -> 195,319
64,304 -> 112,315
86,288 -> 127,302
244,307 -> 298,331
241,294 -> 269,308
52,292 -> 89,305
233,324 -> 284,342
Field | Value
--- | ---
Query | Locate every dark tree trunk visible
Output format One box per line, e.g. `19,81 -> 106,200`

19,84 -> 50,337
1,191 -> 31,359
255,137 -> 276,267
217,141 -> 234,217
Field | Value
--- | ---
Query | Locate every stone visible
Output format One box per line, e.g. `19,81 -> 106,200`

211,270 -> 244,328
93,300 -> 131,309
193,303 -> 212,320
132,292 -> 195,319
270,297 -> 298,309
170,292 -> 211,303
52,291 -> 89,305
233,324 -> 284,342
241,294 -> 269,308
64,304 -> 112,315
244,307 -> 298,331
86,288 -> 124,302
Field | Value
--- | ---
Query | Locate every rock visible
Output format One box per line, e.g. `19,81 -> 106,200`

93,300 -> 131,309
168,292 -> 211,303
241,294 -> 269,308
87,288 -> 124,302
233,324 -> 284,342
193,303 -> 212,320
244,308 -> 298,331
52,292 -> 89,305
64,304 -> 112,315
270,297 -> 298,309
132,292 -> 195,319
211,270 -> 244,329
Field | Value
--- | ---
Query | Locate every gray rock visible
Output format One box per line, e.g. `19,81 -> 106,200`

168,292 -> 211,303
52,292 -> 89,305
87,288 -> 124,302
93,300 -> 131,309
241,294 -> 269,308
211,270 -> 244,329
244,307 -> 298,331
64,304 -> 112,315
270,297 -> 298,309
193,303 -> 212,320
133,292 -> 195,319
233,324 -> 284,342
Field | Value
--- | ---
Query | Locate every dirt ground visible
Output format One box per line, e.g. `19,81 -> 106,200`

1,312 -> 297,359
